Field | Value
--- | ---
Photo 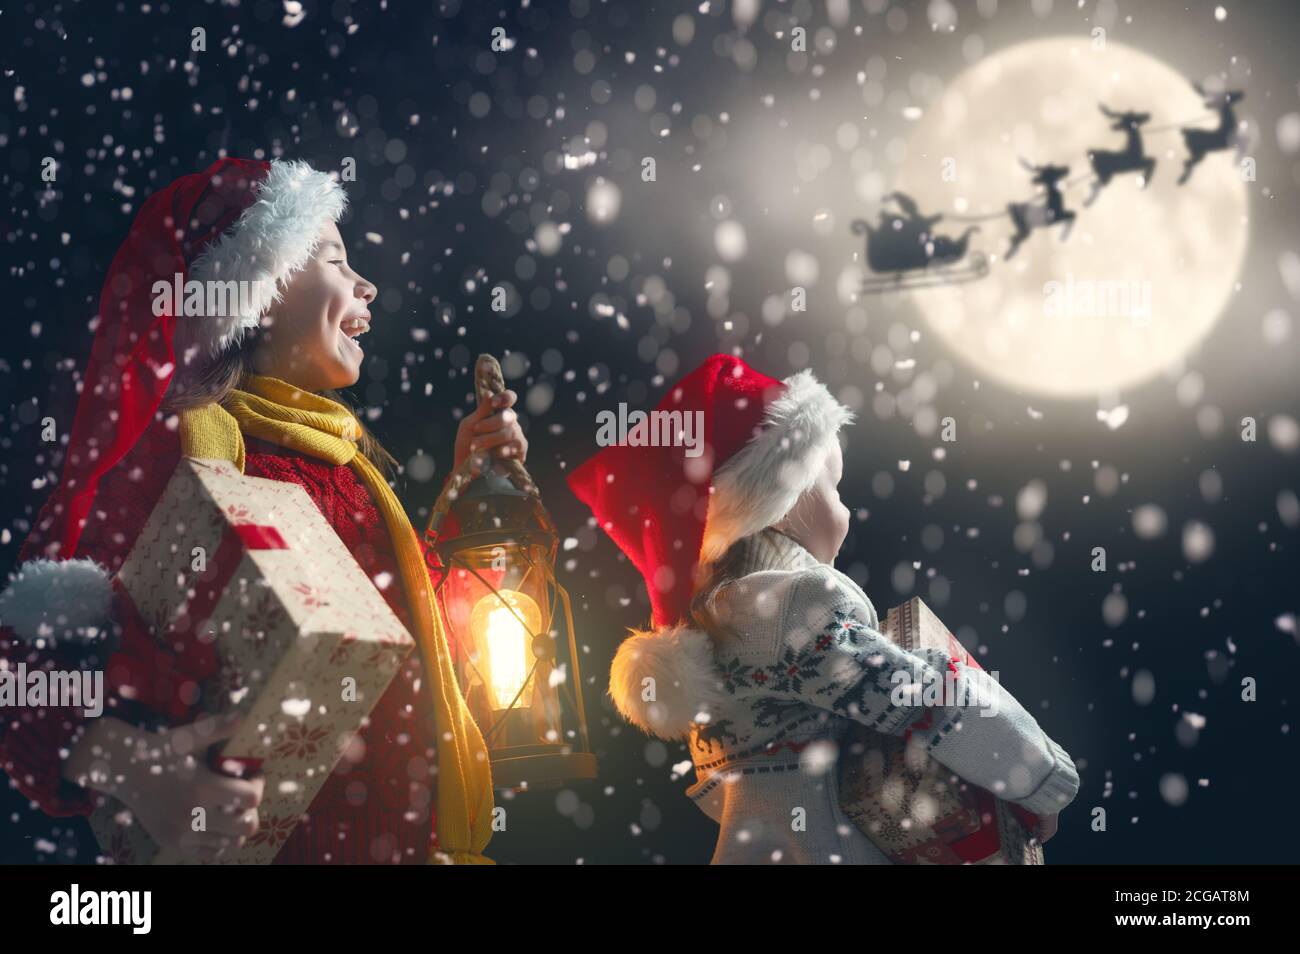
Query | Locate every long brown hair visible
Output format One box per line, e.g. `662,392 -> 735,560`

164,330 -> 399,480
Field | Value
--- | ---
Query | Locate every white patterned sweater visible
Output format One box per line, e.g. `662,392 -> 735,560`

609,530 -> 1081,864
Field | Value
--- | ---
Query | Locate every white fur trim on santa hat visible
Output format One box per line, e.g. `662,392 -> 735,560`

608,624 -> 726,740
180,158 -> 348,359
0,558 -> 114,645
698,369 -> 854,566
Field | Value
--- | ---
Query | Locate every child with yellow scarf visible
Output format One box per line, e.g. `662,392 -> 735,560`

0,159 -> 522,864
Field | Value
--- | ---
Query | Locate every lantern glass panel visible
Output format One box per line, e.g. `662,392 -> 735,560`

437,540 -> 561,748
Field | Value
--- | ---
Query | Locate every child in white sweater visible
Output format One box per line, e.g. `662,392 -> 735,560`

569,355 -> 1080,864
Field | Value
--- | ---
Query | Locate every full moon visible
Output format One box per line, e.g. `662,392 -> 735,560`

891,37 -> 1249,398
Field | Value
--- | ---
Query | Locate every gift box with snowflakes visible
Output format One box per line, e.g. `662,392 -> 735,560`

839,597 -> 1044,865
87,457 -> 415,864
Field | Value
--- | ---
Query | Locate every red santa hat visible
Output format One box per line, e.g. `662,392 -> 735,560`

567,354 -> 853,735
569,354 -> 854,630
0,158 -> 346,643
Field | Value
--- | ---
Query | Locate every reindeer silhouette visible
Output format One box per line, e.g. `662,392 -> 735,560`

1005,159 -> 1076,260
1178,83 -> 1245,185
752,697 -> 809,730
1085,104 -> 1156,206
693,719 -> 740,755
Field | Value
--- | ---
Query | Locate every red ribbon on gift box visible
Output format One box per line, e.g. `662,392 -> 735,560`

941,787 -> 1041,863
897,650 -> 1043,857
106,521 -> 289,773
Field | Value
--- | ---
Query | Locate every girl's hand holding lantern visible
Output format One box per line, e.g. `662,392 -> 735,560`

454,387 -> 529,476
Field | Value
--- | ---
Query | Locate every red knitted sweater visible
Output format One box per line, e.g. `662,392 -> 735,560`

1,421 -> 443,864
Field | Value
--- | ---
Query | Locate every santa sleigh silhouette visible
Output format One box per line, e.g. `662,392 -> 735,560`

852,192 -> 988,294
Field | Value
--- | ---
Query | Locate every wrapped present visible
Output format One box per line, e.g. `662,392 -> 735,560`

88,458 -> 415,864
838,597 -> 1044,865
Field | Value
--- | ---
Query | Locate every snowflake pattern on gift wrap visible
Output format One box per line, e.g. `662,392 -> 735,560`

328,631 -> 361,666
147,600 -> 175,641
271,722 -> 332,761
364,629 -> 408,666
225,504 -> 254,523
374,629 -> 405,650
246,814 -> 301,852
107,825 -> 137,865
242,589 -> 287,648
291,581 -> 329,609
876,814 -> 909,845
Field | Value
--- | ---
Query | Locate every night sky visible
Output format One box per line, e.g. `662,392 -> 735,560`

3,0 -> 1298,864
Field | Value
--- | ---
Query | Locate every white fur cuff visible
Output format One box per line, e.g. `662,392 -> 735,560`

608,624 -> 726,740
0,558 -> 114,645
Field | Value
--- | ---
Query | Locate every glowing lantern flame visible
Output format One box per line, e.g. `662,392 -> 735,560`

469,589 -> 542,710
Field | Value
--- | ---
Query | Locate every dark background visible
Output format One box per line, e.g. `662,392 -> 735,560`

2,0 -> 1298,864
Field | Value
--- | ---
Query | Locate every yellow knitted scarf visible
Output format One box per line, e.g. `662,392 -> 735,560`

178,374 -> 494,865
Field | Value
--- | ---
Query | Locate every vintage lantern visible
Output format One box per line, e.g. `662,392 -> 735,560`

426,355 -> 597,790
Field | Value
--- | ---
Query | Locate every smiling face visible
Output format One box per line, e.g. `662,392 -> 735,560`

249,221 -> 377,393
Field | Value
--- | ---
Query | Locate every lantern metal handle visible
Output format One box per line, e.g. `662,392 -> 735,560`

427,354 -> 540,539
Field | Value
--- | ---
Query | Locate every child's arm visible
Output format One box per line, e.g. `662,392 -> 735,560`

757,567 -> 1079,816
